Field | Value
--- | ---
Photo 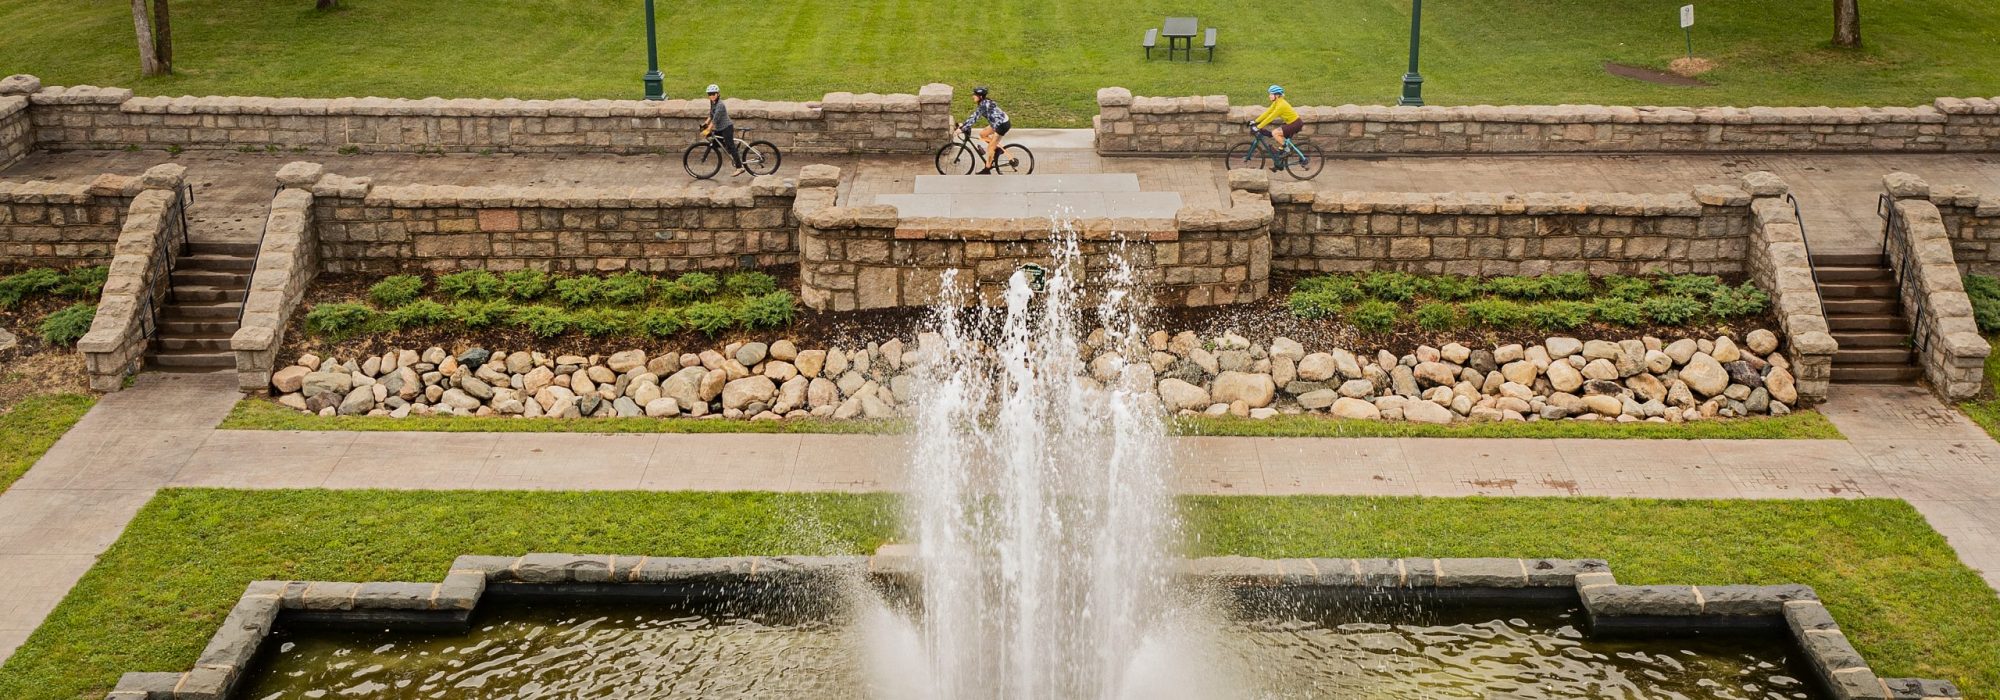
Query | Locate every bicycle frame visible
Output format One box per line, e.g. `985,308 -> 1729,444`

957,129 -> 996,168
1248,129 -> 1306,164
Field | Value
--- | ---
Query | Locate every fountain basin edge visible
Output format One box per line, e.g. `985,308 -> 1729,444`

102,552 -> 1960,700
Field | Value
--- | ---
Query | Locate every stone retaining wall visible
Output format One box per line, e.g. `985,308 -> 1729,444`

1882,173 -> 1990,400
0,172 -> 143,269
1742,172 -> 1837,403
795,165 -> 1273,311
306,170 -> 798,274
102,551 -> 1959,700
1925,182 -> 2000,277
1094,87 -> 2000,155
13,75 -> 951,156
232,162 -> 321,392
1267,181 -> 1752,276
0,94 -> 29,170
77,164 -> 189,392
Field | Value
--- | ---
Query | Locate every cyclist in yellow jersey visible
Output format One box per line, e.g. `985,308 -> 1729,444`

1252,85 -> 1302,170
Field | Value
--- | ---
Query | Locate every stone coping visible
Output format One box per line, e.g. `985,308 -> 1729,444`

0,94 -> 25,119
105,552 -> 1959,700
0,172 -> 144,202
1096,87 -> 1986,125
23,83 -> 950,118
800,165 -> 1274,240
1268,184 -> 1744,215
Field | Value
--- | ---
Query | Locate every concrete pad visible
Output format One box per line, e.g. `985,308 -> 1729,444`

475,433 -> 654,490
0,488 -> 155,555
170,430 -> 352,488
913,173 -> 1140,194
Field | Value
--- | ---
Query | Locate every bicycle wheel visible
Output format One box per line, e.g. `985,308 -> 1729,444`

1284,141 -> 1325,180
1223,142 -> 1268,172
741,140 -> 782,176
935,142 -> 979,175
682,142 -> 723,180
995,144 -> 1034,175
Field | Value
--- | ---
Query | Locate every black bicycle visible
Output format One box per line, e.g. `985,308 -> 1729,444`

683,129 -> 781,179
1224,123 -> 1324,180
935,126 -> 1035,175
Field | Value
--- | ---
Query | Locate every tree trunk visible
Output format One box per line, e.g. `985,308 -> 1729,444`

152,0 -> 173,74
316,0 -> 337,8
1833,0 -> 1861,48
130,0 -> 163,76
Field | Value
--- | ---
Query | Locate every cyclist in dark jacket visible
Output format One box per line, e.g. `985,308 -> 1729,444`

701,84 -> 746,176
958,86 -> 1011,174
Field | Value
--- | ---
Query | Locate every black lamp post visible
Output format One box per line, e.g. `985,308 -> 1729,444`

642,0 -> 665,100
1398,0 -> 1424,107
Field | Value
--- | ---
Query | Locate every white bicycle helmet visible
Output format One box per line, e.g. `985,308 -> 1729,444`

706,84 -> 720,94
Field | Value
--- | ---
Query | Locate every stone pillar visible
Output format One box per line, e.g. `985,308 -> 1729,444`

1094,87 -> 1134,155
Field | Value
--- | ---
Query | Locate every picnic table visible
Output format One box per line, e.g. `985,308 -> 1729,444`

1162,17 -> 1197,61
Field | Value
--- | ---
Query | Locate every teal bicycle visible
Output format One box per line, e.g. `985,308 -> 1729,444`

1224,123 -> 1324,180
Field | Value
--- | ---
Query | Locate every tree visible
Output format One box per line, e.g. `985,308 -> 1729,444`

129,0 -> 172,75
1833,0 -> 1861,48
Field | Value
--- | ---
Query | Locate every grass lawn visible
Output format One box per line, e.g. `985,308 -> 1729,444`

0,393 -> 94,493
2,1 -> 1998,127
1960,339 -> 2000,442
224,396 -> 1840,439
0,490 -> 1990,698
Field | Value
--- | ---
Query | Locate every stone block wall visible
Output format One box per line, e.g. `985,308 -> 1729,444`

78,164 -> 189,392
1267,183 -> 1753,276
1742,172 -> 1836,403
233,162 -> 321,392
0,95 -> 29,170
794,166 -> 1274,311
0,172 -> 143,269
1926,182 -> 2000,277
307,172 -> 798,274
1095,87 -> 2000,155
18,78 -> 952,156
1882,173 -> 1990,400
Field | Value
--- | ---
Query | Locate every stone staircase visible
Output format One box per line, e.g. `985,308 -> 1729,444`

1812,252 -> 1921,384
147,241 -> 257,371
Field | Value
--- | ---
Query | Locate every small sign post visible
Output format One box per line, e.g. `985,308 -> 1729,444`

1680,5 -> 1695,60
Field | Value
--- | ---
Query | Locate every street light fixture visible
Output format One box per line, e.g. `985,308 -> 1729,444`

1398,0 -> 1424,107
642,0 -> 665,100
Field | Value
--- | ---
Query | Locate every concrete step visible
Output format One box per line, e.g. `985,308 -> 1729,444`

188,241 -> 259,257
1836,347 -> 1915,365
169,286 -> 247,304
164,302 -> 240,320
1826,315 -> 1909,332
153,335 -> 232,352
1811,253 -> 1888,267
1812,266 -> 1894,283
170,269 -> 250,289
145,349 -> 235,369
1823,298 -> 1899,315
160,318 -> 240,336
176,253 -> 256,272
1816,281 -> 1897,299
1832,364 -> 1923,384
1828,331 -> 1909,349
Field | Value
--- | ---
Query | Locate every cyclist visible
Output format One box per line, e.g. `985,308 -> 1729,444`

958,86 -> 1011,174
701,84 -> 746,177
1251,85 -> 1303,171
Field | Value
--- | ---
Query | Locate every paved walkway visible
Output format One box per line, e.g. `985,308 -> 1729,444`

1,372 -> 1998,664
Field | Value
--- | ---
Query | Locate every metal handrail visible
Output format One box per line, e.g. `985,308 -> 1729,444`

1784,193 -> 1828,322
1878,193 -> 1931,359
135,183 -> 194,348
234,184 -> 284,326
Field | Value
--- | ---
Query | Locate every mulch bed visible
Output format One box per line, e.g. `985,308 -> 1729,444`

0,297 -> 92,409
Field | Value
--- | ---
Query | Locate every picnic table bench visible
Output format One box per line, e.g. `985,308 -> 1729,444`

1142,18 -> 1216,61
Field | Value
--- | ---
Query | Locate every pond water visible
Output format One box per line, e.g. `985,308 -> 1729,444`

238,598 -> 1820,700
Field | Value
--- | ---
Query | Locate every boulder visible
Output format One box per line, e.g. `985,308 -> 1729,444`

770,339 -> 799,362
301,371 -> 352,399
1680,353 -> 1729,397
1296,353 -> 1338,382
735,342 -> 769,367
1269,337 -> 1305,362
1403,400 -> 1455,425
607,350 -> 647,373
645,397 -> 682,417
722,376 -> 777,411
337,385 -> 376,415
1500,361 -> 1538,386
1210,371 -> 1276,408
1765,366 -> 1798,405
1711,336 -> 1741,363
1581,394 -> 1623,417
1337,378 -> 1375,399
1546,337 -> 1583,358
1297,389 -> 1339,410
795,349 -> 827,377
1581,358 -> 1619,381
271,366 -> 310,393
1330,397 -> 1381,420
1414,362 -> 1457,387
1664,338 -> 1699,365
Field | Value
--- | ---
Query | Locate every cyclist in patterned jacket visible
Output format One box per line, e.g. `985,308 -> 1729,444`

958,86 -> 1011,174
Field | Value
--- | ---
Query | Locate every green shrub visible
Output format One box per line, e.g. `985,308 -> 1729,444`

38,303 -> 96,347
1414,302 -> 1461,332
638,307 -> 687,338
1592,297 -> 1644,326
1969,274 -> 2000,333
1359,270 -> 1423,302
304,302 -> 377,339
1539,272 -> 1594,300
1657,274 -> 1724,299
450,300 -> 514,329
1529,301 -> 1594,330
1641,295 -> 1708,325
1482,275 -> 1546,300
0,268 -> 63,308
55,266 -> 109,298
738,291 -> 797,329
501,270 -> 550,300
510,305 -> 572,338
664,272 -> 721,304
1708,283 -> 1770,318
1422,275 -> 1481,301
572,309 -> 628,337
1350,300 -> 1400,333
685,302 -> 737,337
1293,275 -> 1364,304
385,299 -> 450,328
1603,275 -> 1653,301
600,272 -> 654,305
552,276 -> 604,307
435,270 -> 502,299
368,275 -> 425,308
1462,299 -> 1529,327
1287,290 -> 1345,320
724,271 -> 778,297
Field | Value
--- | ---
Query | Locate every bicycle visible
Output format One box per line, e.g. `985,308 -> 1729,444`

1224,123 -> 1323,180
683,129 -> 781,179
935,126 -> 1035,175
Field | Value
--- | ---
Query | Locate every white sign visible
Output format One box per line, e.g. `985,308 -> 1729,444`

1680,5 -> 1695,28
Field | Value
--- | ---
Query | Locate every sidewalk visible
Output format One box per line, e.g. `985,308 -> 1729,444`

0,375 -> 1995,663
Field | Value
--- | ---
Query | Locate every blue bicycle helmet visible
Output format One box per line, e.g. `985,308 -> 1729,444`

1268,85 -> 1285,95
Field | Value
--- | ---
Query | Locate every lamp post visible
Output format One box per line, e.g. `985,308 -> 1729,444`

642,0 -> 665,100
1398,0 -> 1424,107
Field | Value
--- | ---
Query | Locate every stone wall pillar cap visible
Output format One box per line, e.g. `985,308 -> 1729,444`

797,164 -> 842,189
1739,171 -> 1789,197
1097,87 -> 1134,107
139,163 -> 188,190
275,161 -> 325,188
1883,172 -> 1930,199
0,74 -> 40,96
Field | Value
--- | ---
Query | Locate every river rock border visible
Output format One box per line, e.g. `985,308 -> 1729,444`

101,551 -> 1960,700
